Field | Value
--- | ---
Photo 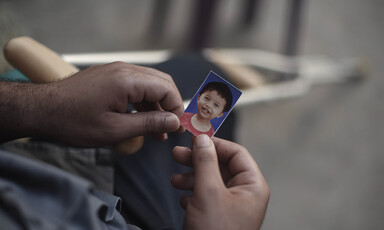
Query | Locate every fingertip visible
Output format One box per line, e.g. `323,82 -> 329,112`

211,136 -> 219,142
172,146 -> 179,159
176,125 -> 186,134
194,134 -> 212,148
172,145 -> 180,152
173,146 -> 193,166
173,145 -> 192,157
173,145 -> 192,153
179,196 -> 191,210
170,174 -> 174,186
211,136 -> 223,146
153,133 -> 168,141
172,145 -> 182,154
165,113 -> 180,132
170,173 -> 179,187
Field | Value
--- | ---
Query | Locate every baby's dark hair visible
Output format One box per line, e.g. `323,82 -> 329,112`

199,81 -> 233,112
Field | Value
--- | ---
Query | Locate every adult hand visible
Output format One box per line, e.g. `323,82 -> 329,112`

172,135 -> 270,230
0,62 -> 184,147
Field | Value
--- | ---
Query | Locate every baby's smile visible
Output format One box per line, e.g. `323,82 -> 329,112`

201,106 -> 211,115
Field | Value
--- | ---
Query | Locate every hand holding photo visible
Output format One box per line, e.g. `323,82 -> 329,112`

179,71 -> 242,137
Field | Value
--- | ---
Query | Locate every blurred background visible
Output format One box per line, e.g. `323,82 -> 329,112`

1,0 -> 383,229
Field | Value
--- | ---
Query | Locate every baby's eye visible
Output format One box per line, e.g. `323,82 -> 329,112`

214,103 -> 219,108
204,96 -> 209,100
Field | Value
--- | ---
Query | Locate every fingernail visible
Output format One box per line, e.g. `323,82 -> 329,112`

170,175 -> 174,185
195,134 -> 211,147
177,126 -> 186,134
165,114 -> 179,132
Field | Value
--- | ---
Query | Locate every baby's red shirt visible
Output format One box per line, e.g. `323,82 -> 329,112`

179,112 -> 215,137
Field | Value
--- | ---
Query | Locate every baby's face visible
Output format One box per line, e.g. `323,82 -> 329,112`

197,90 -> 226,120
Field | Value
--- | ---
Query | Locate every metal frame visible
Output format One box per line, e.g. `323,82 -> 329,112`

62,48 -> 367,109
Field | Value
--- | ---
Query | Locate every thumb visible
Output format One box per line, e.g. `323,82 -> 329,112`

192,135 -> 224,197
115,111 -> 180,138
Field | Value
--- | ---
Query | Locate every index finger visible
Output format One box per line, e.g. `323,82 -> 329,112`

126,64 -> 177,87
122,70 -> 184,116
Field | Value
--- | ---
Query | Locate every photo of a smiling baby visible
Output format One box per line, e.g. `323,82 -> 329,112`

179,71 -> 242,137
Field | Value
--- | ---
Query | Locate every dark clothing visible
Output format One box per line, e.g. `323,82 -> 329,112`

0,135 -> 191,230
114,133 -> 193,230
0,149 -> 139,230
1,139 -> 115,193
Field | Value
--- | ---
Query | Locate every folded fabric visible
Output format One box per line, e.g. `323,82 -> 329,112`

0,149 -> 140,230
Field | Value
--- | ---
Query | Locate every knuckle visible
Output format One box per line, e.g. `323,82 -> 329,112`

166,80 -> 176,93
104,61 -> 126,73
147,67 -> 173,81
263,183 -> 271,198
162,73 -> 173,81
158,76 -> 173,89
102,122 -> 121,142
100,115 -> 123,142
114,66 -> 130,76
110,61 -> 126,68
143,113 -> 160,134
153,73 -> 173,86
108,62 -> 136,77
256,181 -> 271,200
108,66 -> 140,87
237,145 -> 248,154
195,150 -> 216,164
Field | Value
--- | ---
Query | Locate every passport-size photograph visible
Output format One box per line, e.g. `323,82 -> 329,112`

179,71 -> 242,137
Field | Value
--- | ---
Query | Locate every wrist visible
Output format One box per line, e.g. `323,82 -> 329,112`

0,82 -> 59,141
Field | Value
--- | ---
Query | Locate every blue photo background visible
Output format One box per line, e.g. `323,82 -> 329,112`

184,71 -> 242,134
